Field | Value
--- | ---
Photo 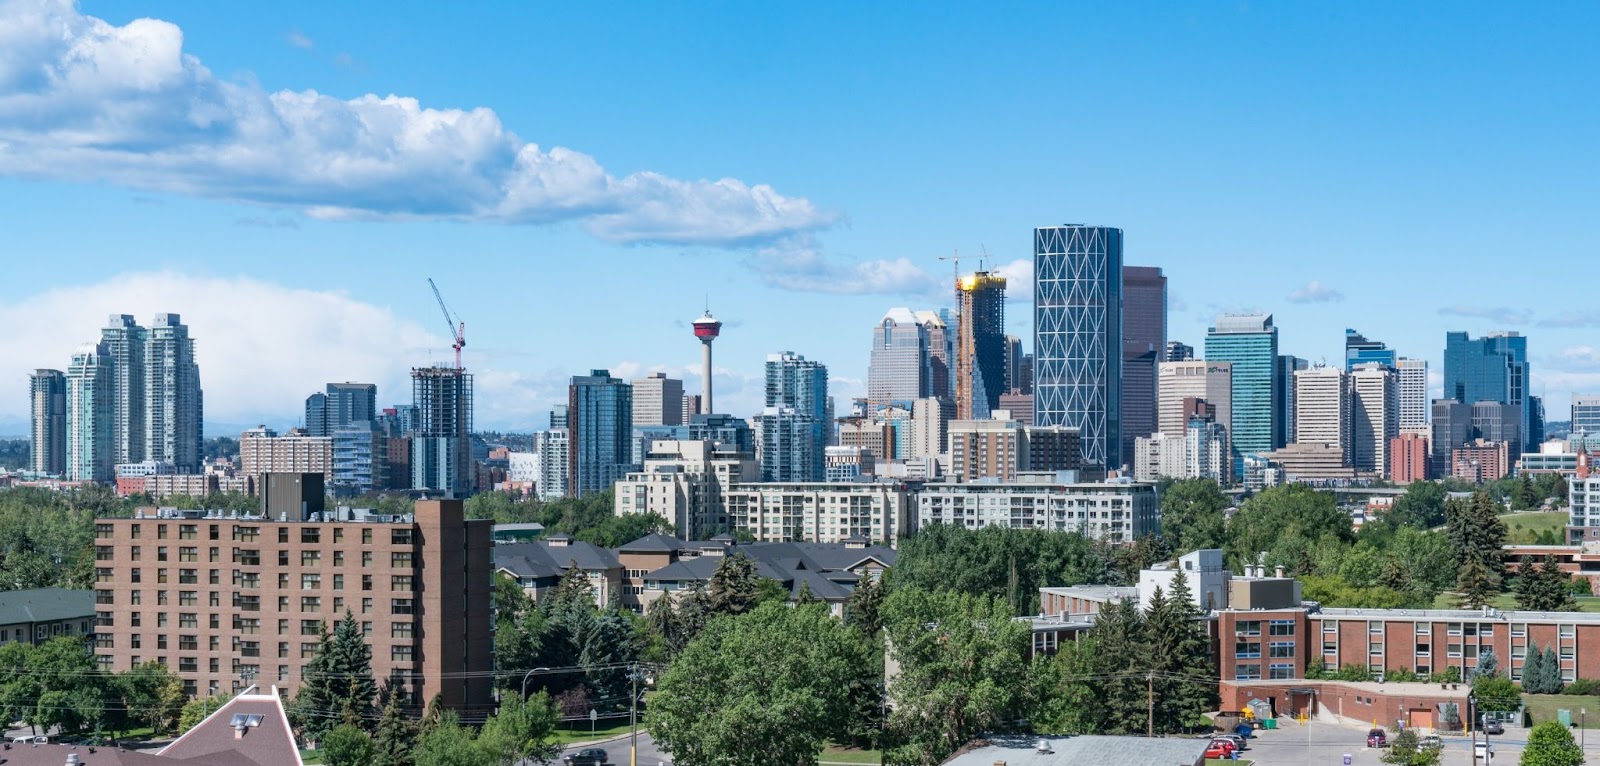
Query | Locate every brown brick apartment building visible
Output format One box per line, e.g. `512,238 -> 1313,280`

93,499 -> 492,716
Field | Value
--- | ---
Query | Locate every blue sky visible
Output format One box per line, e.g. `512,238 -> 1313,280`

1,0 -> 1596,433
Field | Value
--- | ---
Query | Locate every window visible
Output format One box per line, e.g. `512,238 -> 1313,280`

1236,621 -> 1261,636
95,546 -> 114,562
179,569 -> 197,584
362,575 -> 373,591
210,525 -> 220,541
278,551 -> 289,567
279,528 -> 289,543
1416,643 -> 1431,657
301,551 -> 322,566
391,575 -> 414,591
392,529 -> 414,545
362,529 -> 372,544
1415,622 -> 1430,635
391,599 -> 415,616
1561,624 -> 1577,638
1368,621 -> 1383,635
301,596 -> 321,612
1235,641 -> 1262,659
96,590 -> 114,605
96,524 -> 113,539
1448,643 -> 1463,658
333,528 -> 344,543
157,524 -> 168,539
302,620 -> 322,636
301,642 -> 318,659
333,551 -> 345,566
131,524 -> 141,539
302,528 -> 321,544
362,552 -> 373,567
1447,622 -> 1463,636
179,591 -> 197,606
1269,642 -> 1295,659
391,552 -> 414,568
333,574 -> 344,591
391,645 -> 415,662
392,622 -> 414,639
302,574 -> 322,589
179,657 -> 197,673
179,635 -> 198,650
236,549 -> 260,566
279,573 -> 290,589
235,526 -> 259,542
131,568 -> 141,583
177,546 -> 197,562
131,546 -> 141,561
1269,620 -> 1296,636
1269,663 -> 1294,680
1323,641 -> 1337,655
1511,623 -> 1527,637
1235,664 -> 1262,681
179,613 -> 197,628
157,546 -> 168,562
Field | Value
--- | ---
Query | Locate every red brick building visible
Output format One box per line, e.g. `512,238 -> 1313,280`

1389,433 -> 1429,484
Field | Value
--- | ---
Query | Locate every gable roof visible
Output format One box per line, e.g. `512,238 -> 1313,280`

0,588 -> 95,625
159,685 -> 304,766
494,541 -> 620,577
617,533 -> 684,553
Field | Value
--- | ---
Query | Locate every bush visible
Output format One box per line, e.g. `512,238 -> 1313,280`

1561,678 -> 1600,696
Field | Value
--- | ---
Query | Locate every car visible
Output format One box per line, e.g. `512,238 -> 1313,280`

1483,719 -> 1505,735
1215,733 -> 1249,751
1474,740 -> 1494,761
1204,742 -> 1236,759
563,748 -> 609,765
1420,734 -> 1443,750
1367,728 -> 1389,747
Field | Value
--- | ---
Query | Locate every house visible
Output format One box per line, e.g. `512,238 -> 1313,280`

0,588 -> 94,646
494,534 -> 622,607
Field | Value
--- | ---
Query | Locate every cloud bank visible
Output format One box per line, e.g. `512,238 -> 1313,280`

0,0 -> 835,246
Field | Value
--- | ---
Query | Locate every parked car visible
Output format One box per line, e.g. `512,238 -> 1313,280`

563,749 -> 609,766
1474,740 -> 1494,761
1420,734 -> 1443,750
1204,741 -> 1236,759
1367,728 -> 1388,747
1483,719 -> 1505,735
1215,733 -> 1249,751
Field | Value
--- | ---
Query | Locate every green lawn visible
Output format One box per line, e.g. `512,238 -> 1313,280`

1523,694 -> 1600,728
551,721 -> 634,744
1499,511 -> 1569,544
821,746 -> 883,764
1206,759 -> 1253,766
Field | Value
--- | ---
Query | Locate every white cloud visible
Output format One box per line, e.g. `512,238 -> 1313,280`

0,272 -> 447,430
1437,305 -> 1532,326
746,237 -> 938,295
284,30 -> 314,50
0,0 -> 835,246
991,258 -> 1033,304
1286,280 -> 1344,304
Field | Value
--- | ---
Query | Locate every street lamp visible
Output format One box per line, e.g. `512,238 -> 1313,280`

521,666 -> 552,699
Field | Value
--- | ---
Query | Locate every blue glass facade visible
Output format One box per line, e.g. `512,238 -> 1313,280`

1205,314 -> 1279,471
1033,225 -> 1123,469
568,369 -> 634,497
1443,331 -> 1533,451
1344,329 -> 1397,371
756,352 -> 829,481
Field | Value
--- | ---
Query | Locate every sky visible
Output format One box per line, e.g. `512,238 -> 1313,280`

1,0 -> 1597,435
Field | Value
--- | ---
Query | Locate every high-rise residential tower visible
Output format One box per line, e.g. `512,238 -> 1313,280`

632,372 -> 684,427
29,369 -> 66,476
1121,265 -> 1166,462
144,313 -> 203,471
954,271 -> 1007,421
305,382 -> 378,437
1294,366 -> 1351,465
1344,328 -> 1397,370
567,370 -> 633,497
1398,358 -> 1429,429
754,352 -> 829,482
411,366 -> 474,497
99,314 -> 146,465
66,343 -> 113,482
868,308 -> 928,408
1351,363 -> 1399,475
1205,314 -> 1279,470
1034,225 -> 1123,469
1444,331 -> 1534,451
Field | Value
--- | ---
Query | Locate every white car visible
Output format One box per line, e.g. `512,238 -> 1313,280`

1474,740 -> 1493,761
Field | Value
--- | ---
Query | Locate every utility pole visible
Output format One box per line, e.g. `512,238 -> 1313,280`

1146,673 -> 1154,737
629,662 -> 639,766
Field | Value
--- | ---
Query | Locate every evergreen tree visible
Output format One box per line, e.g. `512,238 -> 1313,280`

844,575 -> 885,639
373,691 -> 417,766
1529,556 -> 1579,612
1543,647 -> 1564,694
329,610 -> 378,725
1521,649 -> 1546,694
706,553 -> 761,616
796,580 -> 820,605
1151,571 -> 1217,730
1455,555 -> 1497,609
1083,598 -> 1151,734
1475,647 -> 1499,680
671,583 -> 712,651
290,623 -> 339,741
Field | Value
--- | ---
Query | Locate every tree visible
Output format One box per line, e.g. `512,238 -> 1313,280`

1225,483 -> 1353,574
1145,572 -> 1217,731
323,724 -> 378,766
706,553 -> 762,616
291,613 -> 378,741
649,601 -> 874,766
881,588 -> 1034,765
1081,598 -> 1153,734
178,694 -> 228,734
844,575 -> 886,639
1472,674 -> 1520,714
1456,555 -> 1498,609
1159,478 -> 1230,552
475,692 -> 561,766
1516,557 -> 1579,612
372,691 -> 417,766
1521,720 -> 1584,766
1521,646 -> 1564,695
119,661 -> 186,734
1474,647 -> 1500,680
1389,481 -> 1449,529
413,711 -> 480,766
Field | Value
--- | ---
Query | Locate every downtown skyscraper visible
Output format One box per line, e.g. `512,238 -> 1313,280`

567,369 -> 632,497
1034,225 -> 1122,469
1444,331 -> 1536,451
412,366 -> 474,497
954,271 -> 1007,420
1205,313 -> 1279,470
1121,265 -> 1166,464
867,308 -> 929,408
29,369 -> 66,476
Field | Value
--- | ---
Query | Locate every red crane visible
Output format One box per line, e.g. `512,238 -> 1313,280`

428,277 -> 466,369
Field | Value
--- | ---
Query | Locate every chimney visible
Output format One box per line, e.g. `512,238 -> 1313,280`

235,724 -> 244,740
1274,565 -> 1286,579
66,755 -> 82,766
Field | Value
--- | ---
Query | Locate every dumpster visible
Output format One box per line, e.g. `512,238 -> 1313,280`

1559,709 -> 1573,727
1264,718 -> 1278,730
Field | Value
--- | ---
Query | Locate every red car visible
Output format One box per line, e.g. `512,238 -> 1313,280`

1367,728 -> 1389,748
1205,740 -> 1237,759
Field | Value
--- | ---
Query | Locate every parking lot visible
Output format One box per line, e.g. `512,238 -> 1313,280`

1233,720 -> 1527,764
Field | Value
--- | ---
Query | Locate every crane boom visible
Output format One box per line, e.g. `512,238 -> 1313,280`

427,277 -> 466,369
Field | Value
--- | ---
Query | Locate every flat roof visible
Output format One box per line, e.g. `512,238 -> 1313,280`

1319,606 -> 1600,623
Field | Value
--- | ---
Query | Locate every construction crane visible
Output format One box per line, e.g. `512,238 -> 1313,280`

428,278 -> 466,369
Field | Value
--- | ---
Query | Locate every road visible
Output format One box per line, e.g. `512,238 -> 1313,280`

548,732 -> 669,765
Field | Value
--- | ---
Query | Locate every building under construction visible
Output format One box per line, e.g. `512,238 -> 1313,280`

954,271 -> 1008,421
411,366 -> 474,497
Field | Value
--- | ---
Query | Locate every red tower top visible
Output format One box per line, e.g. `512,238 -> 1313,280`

693,312 -> 722,340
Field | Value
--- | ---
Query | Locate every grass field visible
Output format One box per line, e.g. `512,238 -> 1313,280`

1206,759 -> 1253,766
1523,694 -> 1600,728
551,721 -> 634,744
821,746 -> 883,764
1499,511 -> 1569,544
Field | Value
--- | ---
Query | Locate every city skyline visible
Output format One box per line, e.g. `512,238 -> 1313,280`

2,1 -> 1599,432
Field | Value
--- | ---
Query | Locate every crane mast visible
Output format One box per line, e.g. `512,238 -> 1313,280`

428,277 -> 466,369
